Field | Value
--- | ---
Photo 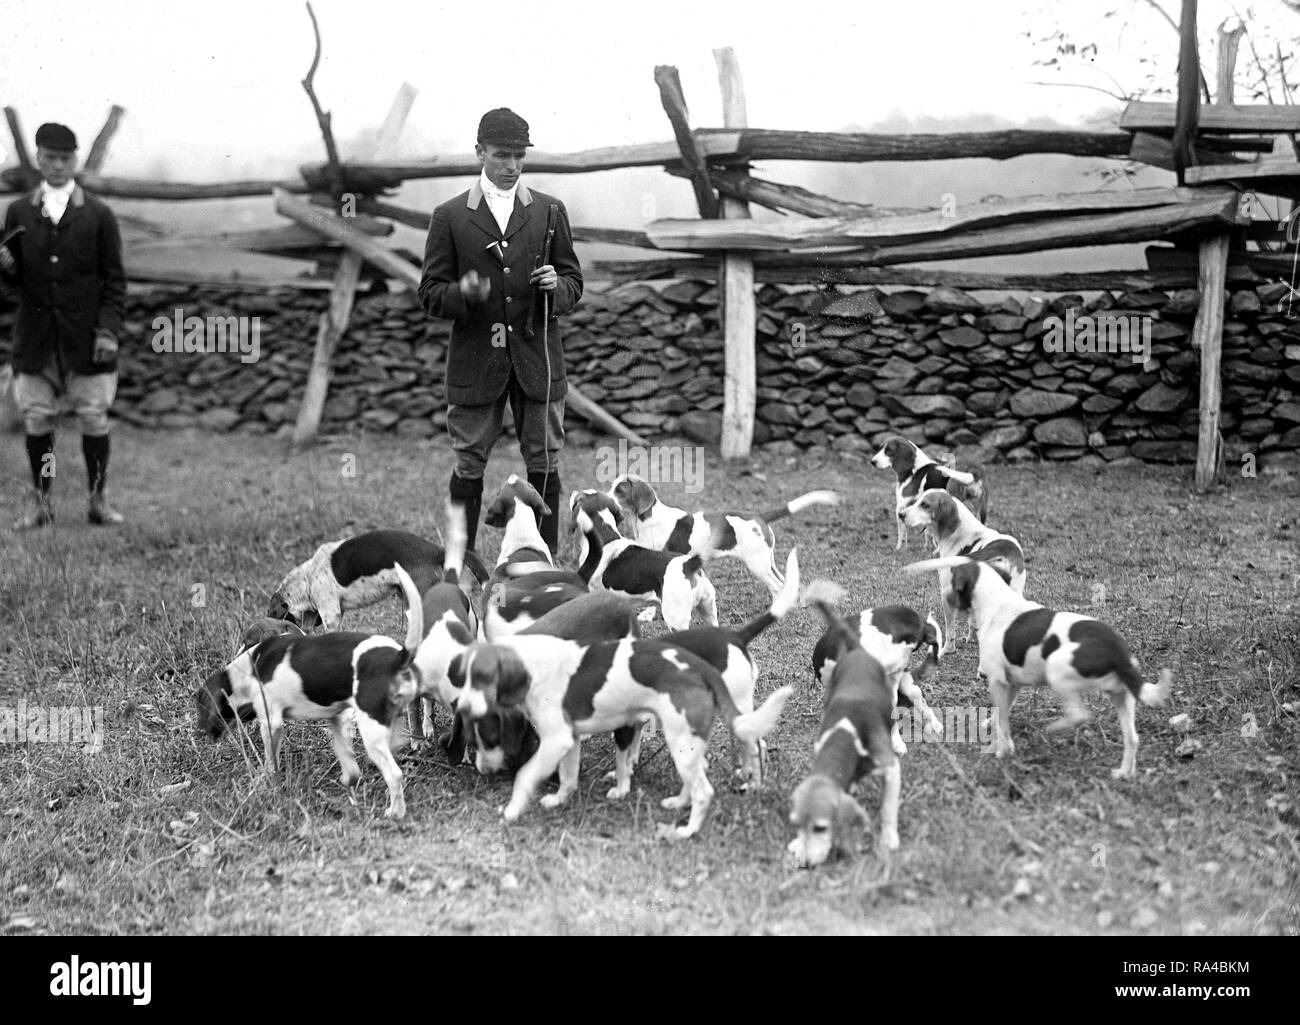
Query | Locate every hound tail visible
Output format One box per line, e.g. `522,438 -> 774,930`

736,548 -> 801,645
1140,668 -> 1173,707
758,489 -> 841,523
443,497 -> 468,587
934,465 -> 976,486
394,564 -> 425,661
903,555 -> 975,576
730,685 -> 793,745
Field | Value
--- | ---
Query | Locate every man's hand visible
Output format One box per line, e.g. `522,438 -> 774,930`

92,329 -> 118,365
529,264 -> 558,292
458,270 -> 491,303
0,246 -> 15,274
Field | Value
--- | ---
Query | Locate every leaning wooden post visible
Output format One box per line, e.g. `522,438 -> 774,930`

292,82 -> 417,447
1192,17 -> 1245,488
714,47 -> 756,459
85,105 -> 125,174
653,66 -> 717,219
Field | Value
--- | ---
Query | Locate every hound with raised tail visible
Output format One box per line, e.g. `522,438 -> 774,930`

870,436 -> 978,551
788,580 -> 901,868
606,473 -> 838,595
646,546 -> 802,789
902,487 -> 1025,654
410,500 -> 482,750
811,604 -> 944,756
267,529 -> 487,631
197,566 -> 425,819
480,475 -> 588,640
570,489 -> 717,630
904,555 -> 1172,779
455,634 -> 793,838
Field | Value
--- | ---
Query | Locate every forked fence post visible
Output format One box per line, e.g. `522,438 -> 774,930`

1193,13 -> 1245,488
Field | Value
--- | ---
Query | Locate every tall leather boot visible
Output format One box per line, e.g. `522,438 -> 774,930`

84,434 -> 124,525
527,469 -> 561,557
13,433 -> 55,531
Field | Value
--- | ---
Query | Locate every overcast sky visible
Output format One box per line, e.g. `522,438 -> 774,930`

2,0 -> 1293,273
3,0 -> 1293,180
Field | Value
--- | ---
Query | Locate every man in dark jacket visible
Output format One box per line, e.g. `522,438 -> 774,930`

418,107 -> 582,554
1,122 -> 127,530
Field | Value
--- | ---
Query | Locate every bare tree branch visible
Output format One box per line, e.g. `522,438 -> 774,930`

301,2 -> 344,200
1028,80 -> 1132,102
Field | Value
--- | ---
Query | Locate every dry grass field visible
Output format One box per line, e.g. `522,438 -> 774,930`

1,425 -> 1297,935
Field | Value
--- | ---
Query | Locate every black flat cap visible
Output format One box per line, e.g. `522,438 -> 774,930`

477,108 -> 532,148
35,123 -> 77,151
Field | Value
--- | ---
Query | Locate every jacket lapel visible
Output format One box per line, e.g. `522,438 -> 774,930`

55,186 -> 86,229
502,184 -> 533,243
466,181 -> 502,241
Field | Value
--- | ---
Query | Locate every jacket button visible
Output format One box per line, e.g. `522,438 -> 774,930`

501,240 -> 509,248
503,267 -> 510,274
50,255 -> 59,263
505,296 -> 512,303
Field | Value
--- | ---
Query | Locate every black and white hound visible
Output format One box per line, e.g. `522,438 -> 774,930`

267,529 -> 486,631
454,634 -> 793,838
570,489 -> 718,631
811,603 -> 944,757
788,581 -> 901,868
410,500 -> 482,751
413,590 -> 645,777
606,473 -> 838,595
869,436 -> 978,551
902,487 -> 1025,654
904,556 -> 1172,779
480,475 -> 588,641
197,566 -> 424,819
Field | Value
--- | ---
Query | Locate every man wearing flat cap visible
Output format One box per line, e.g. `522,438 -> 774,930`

1,121 -> 127,530
418,107 -> 583,554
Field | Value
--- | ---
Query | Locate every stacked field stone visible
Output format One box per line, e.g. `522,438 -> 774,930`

2,277 -> 1296,463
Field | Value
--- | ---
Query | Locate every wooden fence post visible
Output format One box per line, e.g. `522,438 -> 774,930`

714,47 -> 756,459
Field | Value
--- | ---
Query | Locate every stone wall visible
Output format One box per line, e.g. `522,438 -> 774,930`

2,278 -> 1298,463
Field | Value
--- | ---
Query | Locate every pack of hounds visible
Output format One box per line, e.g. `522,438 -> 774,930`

196,435 -> 1172,869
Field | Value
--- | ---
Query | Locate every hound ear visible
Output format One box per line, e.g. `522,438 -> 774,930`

932,492 -> 961,537
504,708 -> 540,765
833,793 -> 870,851
483,496 -> 509,528
949,563 -> 977,611
631,480 -> 656,516
494,647 -> 532,706
447,653 -> 467,690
